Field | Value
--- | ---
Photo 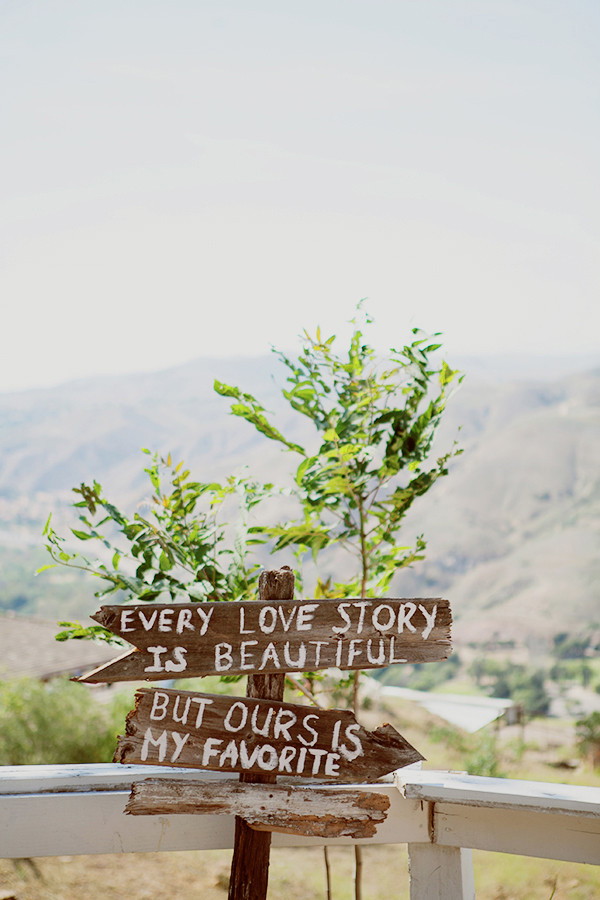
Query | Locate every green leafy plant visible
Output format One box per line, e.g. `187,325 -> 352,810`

0,677 -> 133,765
464,732 -> 505,778
468,657 -> 550,718
216,307 -> 462,695
215,305 -> 462,900
39,451 -> 271,643
575,711 -> 600,767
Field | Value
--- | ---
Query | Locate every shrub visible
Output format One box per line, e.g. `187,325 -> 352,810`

0,677 -> 132,765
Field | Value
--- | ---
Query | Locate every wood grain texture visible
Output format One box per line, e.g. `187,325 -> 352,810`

126,779 -> 390,839
227,568 -> 292,900
114,687 -> 424,781
79,597 -> 451,683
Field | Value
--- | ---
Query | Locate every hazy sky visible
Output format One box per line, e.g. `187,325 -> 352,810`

2,1 -> 598,392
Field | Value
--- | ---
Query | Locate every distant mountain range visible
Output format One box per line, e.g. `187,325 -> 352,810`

1,354 -> 599,651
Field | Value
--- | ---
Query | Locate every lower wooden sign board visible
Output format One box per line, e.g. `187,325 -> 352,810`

126,779 -> 390,839
115,687 -> 424,782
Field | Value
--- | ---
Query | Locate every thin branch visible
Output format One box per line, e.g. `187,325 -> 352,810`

285,674 -> 324,708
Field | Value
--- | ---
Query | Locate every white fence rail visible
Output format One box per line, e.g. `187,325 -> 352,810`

1,765 -> 599,899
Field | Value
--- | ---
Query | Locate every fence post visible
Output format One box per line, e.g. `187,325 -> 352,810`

407,843 -> 475,900
227,567 -> 295,900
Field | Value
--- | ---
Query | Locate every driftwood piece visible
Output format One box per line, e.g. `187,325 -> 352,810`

79,596 -> 452,683
114,686 -> 423,781
126,779 -> 390,839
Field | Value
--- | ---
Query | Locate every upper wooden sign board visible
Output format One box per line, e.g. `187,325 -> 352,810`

79,597 -> 452,683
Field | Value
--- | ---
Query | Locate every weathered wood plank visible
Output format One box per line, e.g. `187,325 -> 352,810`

228,566 -> 291,900
126,780 -> 390,839
396,770 -> 600,817
434,804 -> 600,865
79,597 -> 451,683
0,779 -> 425,858
114,687 -> 423,781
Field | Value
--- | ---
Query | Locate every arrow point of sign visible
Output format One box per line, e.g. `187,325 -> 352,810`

371,723 -> 425,765
75,648 -> 139,683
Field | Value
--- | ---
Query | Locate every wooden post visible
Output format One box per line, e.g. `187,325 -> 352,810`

407,843 -> 475,900
227,567 -> 295,900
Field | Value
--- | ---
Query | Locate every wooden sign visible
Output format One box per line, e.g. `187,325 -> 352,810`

126,779 -> 391,839
115,686 -> 424,782
79,597 -> 451,683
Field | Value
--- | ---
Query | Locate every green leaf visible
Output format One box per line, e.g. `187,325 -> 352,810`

70,528 -> 93,541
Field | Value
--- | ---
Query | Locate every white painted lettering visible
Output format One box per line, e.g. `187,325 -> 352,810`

190,696 -> 214,728
332,603 -> 352,634
141,727 -> 168,762
283,641 -> 306,669
325,753 -> 341,777
259,642 -> 280,669
366,637 -> 386,665
372,604 -> 395,632
331,719 -> 342,752
273,709 -> 297,742
214,642 -> 233,672
388,636 -> 408,665
397,602 -> 417,633
340,724 -> 363,761
165,646 -> 187,673
223,701 -> 249,733
278,745 -> 296,772
219,739 -> 239,768
195,605 -> 214,635
144,646 -> 168,672
170,731 -> 190,762
298,714 -> 319,747
149,691 -> 170,721
258,606 -> 277,633
296,603 -> 318,631
240,640 -> 258,670
120,610 -> 135,633
201,737 -> 222,766
176,608 -> 194,634
251,705 -> 274,737
277,606 -> 297,631
239,740 -> 261,769
308,748 -> 328,775
158,608 -> 174,632
139,609 -> 158,631
257,745 -> 278,771
296,746 -> 307,773
352,601 -> 370,634
419,603 -> 437,639
172,694 -> 191,725
309,641 -> 328,668
347,639 -> 363,666
239,607 -> 254,635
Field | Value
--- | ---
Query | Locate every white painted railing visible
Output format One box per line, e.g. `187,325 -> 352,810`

1,765 -> 599,899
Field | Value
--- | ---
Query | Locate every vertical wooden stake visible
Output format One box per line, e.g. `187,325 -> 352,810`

227,567 -> 295,900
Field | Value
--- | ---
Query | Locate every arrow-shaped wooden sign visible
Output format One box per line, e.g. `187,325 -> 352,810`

79,597 -> 451,683
114,686 -> 424,782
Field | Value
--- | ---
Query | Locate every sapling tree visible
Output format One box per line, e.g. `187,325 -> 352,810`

215,305 -> 462,899
42,308 -> 462,900
40,451 -> 271,644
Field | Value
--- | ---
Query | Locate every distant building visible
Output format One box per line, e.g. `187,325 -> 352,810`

0,611 -> 119,682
